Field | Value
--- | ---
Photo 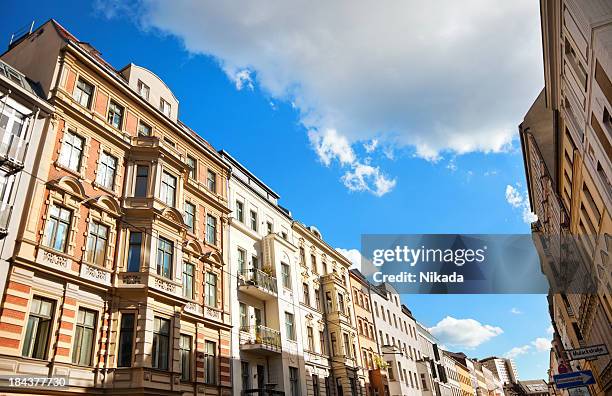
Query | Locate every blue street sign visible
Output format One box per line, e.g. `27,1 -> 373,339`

553,371 -> 596,389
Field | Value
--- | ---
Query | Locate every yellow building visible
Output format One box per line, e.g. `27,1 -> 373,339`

0,20 -> 232,395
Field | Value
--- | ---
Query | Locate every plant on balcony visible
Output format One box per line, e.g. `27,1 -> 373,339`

260,265 -> 274,276
373,355 -> 389,370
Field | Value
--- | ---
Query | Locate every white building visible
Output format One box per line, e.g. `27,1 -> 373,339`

441,351 -> 461,396
480,356 -> 518,386
0,60 -> 53,293
223,151 -> 306,396
371,283 -> 421,396
416,321 -> 451,396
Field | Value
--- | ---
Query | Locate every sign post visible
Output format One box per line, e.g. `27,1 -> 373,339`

553,371 -> 596,389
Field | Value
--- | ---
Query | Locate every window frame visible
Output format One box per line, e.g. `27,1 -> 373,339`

205,272 -> 218,308
42,203 -> 72,253
117,312 -> 135,368
72,307 -> 97,366
156,236 -> 174,279
127,231 -> 142,272
206,214 -> 217,245
58,130 -> 85,172
22,296 -> 55,360
160,170 -> 177,207
95,151 -> 118,190
179,334 -> 192,381
107,100 -> 124,129
85,220 -> 109,267
183,262 -> 195,300
73,78 -> 94,109
152,316 -> 170,370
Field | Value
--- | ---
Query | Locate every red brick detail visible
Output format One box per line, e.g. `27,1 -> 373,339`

125,111 -> 137,136
65,69 -> 77,94
0,337 -> 19,349
94,91 -> 109,116
1,308 -> 26,321
58,334 -> 71,343
62,309 -> 75,318
7,282 -> 30,294
60,321 -> 73,331
64,297 -> 76,306
0,322 -> 22,334
5,295 -> 28,307
56,347 -> 70,356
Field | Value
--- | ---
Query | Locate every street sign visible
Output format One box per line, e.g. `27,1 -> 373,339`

558,362 -> 570,374
567,387 -> 591,396
567,344 -> 609,361
553,371 -> 596,389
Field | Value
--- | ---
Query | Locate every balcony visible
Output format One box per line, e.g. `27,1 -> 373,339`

238,268 -> 278,300
0,203 -> 12,238
239,325 -> 282,354
0,126 -> 28,170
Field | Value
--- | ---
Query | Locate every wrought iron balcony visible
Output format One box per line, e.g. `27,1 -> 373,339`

238,268 -> 278,300
239,324 -> 282,354
0,126 -> 28,169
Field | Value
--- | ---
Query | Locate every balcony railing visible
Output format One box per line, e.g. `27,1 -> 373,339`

240,324 -> 282,351
0,203 -> 12,237
239,268 -> 278,295
0,126 -> 28,168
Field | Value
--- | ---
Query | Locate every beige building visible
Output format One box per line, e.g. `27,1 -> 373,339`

520,1 -> 612,394
0,20 -> 232,395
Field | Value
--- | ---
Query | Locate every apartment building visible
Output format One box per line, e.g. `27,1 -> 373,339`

481,365 -> 503,396
370,283 -> 421,396
520,1 -> 612,394
480,357 -> 518,387
0,60 -> 53,294
294,222 -> 363,396
441,352 -> 462,396
416,322 -> 450,396
223,150 -> 309,396
0,20 -> 232,395
350,269 -> 389,396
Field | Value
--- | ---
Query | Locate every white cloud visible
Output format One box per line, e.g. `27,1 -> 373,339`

336,248 -> 362,271
510,307 -> 522,315
309,129 -> 356,166
446,158 -> 458,172
546,325 -> 554,335
114,0 -> 542,193
429,316 -> 503,349
505,345 -> 531,359
532,337 -> 551,352
363,139 -> 379,153
342,163 -> 397,197
505,184 -> 538,224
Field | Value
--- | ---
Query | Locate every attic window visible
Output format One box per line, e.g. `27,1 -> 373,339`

137,80 -> 150,101
160,98 -> 171,117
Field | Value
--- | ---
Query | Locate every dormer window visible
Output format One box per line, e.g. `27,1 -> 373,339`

137,80 -> 150,100
160,98 -> 171,117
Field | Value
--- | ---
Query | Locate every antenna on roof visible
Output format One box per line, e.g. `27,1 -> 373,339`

9,20 -> 35,47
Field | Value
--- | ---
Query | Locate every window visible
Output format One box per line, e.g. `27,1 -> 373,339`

164,137 -> 175,147
237,248 -> 246,273
206,215 -> 217,244
86,221 -> 109,266
266,221 -> 273,234
319,331 -> 326,354
0,103 -> 25,138
331,333 -> 337,355
22,296 -> 54,359
205,341 -> 216,384
59,130 -> 84,172
241,361 -> 250,391
72,308 -> 97,366
160,98 -> 171,117
134,165 -> 149,197
127,232 -> 142,272
186,156 -> 197,179
299,247 -> 306,265
250,210 -> 257,231
43,204 -> 72,252
205,272 -> 217,307
160,171 -> 177,207
74,78 -> 94,108
184,202 -> 195,232
183,263 -> 195,299
156,237 -> 173,278
137,80 -> 150,100
152,317 -> 170,370
285,312 -> 295,340
338,293 -> 345,313
290,367 -> 299,396
96,152 -> 117,190
239,303 -> 248,329
117,313 -> 135,367
307,326 -> 314,351
207,170 -> 216,192
137,121 -> 152,136
236,201 -> 244,222
388,362 -> 395,380
281,263 -> 291,289
180,334 -> 192,381
313,374 -> 320,396
343,333 -> 351,357
315,288 -> 321,310
311,254 -> 317,273
303,283 -> 310,305
107,100 -> 124,129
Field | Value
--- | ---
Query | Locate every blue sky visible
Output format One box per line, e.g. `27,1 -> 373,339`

1,0 -> 552,379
